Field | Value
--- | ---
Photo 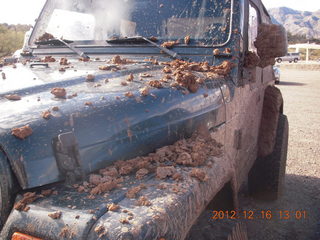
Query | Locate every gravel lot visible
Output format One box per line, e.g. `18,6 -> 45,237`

240,69 -> 320,240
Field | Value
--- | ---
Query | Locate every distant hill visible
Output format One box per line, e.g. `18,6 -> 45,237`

268,7 -> 320,39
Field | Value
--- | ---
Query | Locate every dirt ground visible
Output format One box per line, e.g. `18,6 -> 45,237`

240,69 -> 320,240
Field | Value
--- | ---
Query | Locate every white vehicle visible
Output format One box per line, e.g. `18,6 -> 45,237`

276,52 -> 300,63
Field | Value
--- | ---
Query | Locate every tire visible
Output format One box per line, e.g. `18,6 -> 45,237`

186,211 -> 248,240
276,58 -> 282,63
0,150 -> 15,230
294,58 -> 298,63
248,114 -> 289,201
275,78 -> 280,84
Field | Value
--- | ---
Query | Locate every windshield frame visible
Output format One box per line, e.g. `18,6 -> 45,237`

28,0 -> 235,49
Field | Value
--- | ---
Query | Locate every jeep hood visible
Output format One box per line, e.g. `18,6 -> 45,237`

0,58 -> 225,189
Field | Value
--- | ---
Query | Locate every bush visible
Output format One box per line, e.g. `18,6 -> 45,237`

0,23 -> 31,58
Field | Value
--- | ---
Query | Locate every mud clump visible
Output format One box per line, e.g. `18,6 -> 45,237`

51,88 -> 67,99
14,192 -> 39,211
213,49 -> 220,55
190,168 -> 207,182
156,166 -> 176,179
111,55 -> 134,65
126,184 -> 146,199
48,211 -> 62,219
37,32 -> 54,42
175,71 -> 199,93
136,196 -> 152,206
139,87 -> 149,96
127,73 -> 134,82
12,125 -> 33,140
136,168 -> 149,180
42,56 -> 56,63
5,94 -> 21,101
60,58 -> 69,65
184,35 -> 190,45
42,110 -> 52,119
86,74 -> 95,82
244,51 -> 260,68
107,203 -> 120,212
148,80 -> 163,88
59,225 -> 76,238
125,92 -> 134,98
161,40 -> 179,49
94,225 -> 107,238
90,180 -> 118,195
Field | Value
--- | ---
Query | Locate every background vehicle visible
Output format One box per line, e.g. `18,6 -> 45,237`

276,52 -> 300,63
0,0 -> 288,239
273,66 -> 281,84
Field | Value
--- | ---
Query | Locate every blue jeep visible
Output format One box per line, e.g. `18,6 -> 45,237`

0,0 -> 288,239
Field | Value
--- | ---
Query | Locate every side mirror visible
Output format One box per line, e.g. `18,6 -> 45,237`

254,24 -> 288,67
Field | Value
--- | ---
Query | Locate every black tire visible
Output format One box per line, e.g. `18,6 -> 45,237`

276,58 -> 282,63
0,150 -> 15,230
186,211 -> 248,240
275,78 -> 280,84
294,58 -> 298,63
248,114 -> 289,201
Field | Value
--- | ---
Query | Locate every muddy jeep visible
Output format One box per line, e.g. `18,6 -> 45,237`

0,0 -> 288,239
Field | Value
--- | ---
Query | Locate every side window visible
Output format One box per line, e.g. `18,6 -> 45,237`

248,3 -> 259,52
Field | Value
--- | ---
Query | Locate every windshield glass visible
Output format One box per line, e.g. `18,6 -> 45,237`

30,0 -> 232,46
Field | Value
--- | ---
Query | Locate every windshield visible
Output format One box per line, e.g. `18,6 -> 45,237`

29,0 -> 232,46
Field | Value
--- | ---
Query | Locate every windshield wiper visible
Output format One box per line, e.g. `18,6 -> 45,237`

35,38 -> 90,59
106,36 -> 183,60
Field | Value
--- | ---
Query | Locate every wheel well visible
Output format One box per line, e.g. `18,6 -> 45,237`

206,181 -> 235,211
0,146 -> 21,193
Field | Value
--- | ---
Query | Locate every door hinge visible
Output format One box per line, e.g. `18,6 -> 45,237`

52,132 -> 84,183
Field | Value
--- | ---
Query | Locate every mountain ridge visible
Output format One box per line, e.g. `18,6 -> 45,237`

268,7 -> 320,39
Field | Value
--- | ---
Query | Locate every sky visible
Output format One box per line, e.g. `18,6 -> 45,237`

0,0 -> 320,25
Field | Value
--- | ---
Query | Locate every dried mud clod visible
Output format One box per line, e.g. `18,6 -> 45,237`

42,56 -> 56,63
4,94 -> 21,101
59,225 -> 76,238
120,218 -> 130,224
140,73 -> 153,78
52,106 -> 59,111
94,224 -> 107,238
12,125 -> 33,140
126,184 -> 146,199
161,40 -> 179,49
125,92 -> 134,98
37,32 -> 54,42
148,80 -> 163,88
86,74 -> 95,82
60,58 -> 69,66
184,35 -> 191,45
139,86 -> 149,96
107,203 -> 120,212
85,101 -> 93,106
190,168 -> 207,182
127,73 -> 134,82
136,168 -> 149,180
48,211 -> 62,219
213,49 -> 220,56
51,88 -> 67,99
244,51 -> 260,68
136,196 -> 152,206
14,192 -> 39,211
111,55 -> 134,65
42,110 -> 52,120
156,166 -> 176,180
